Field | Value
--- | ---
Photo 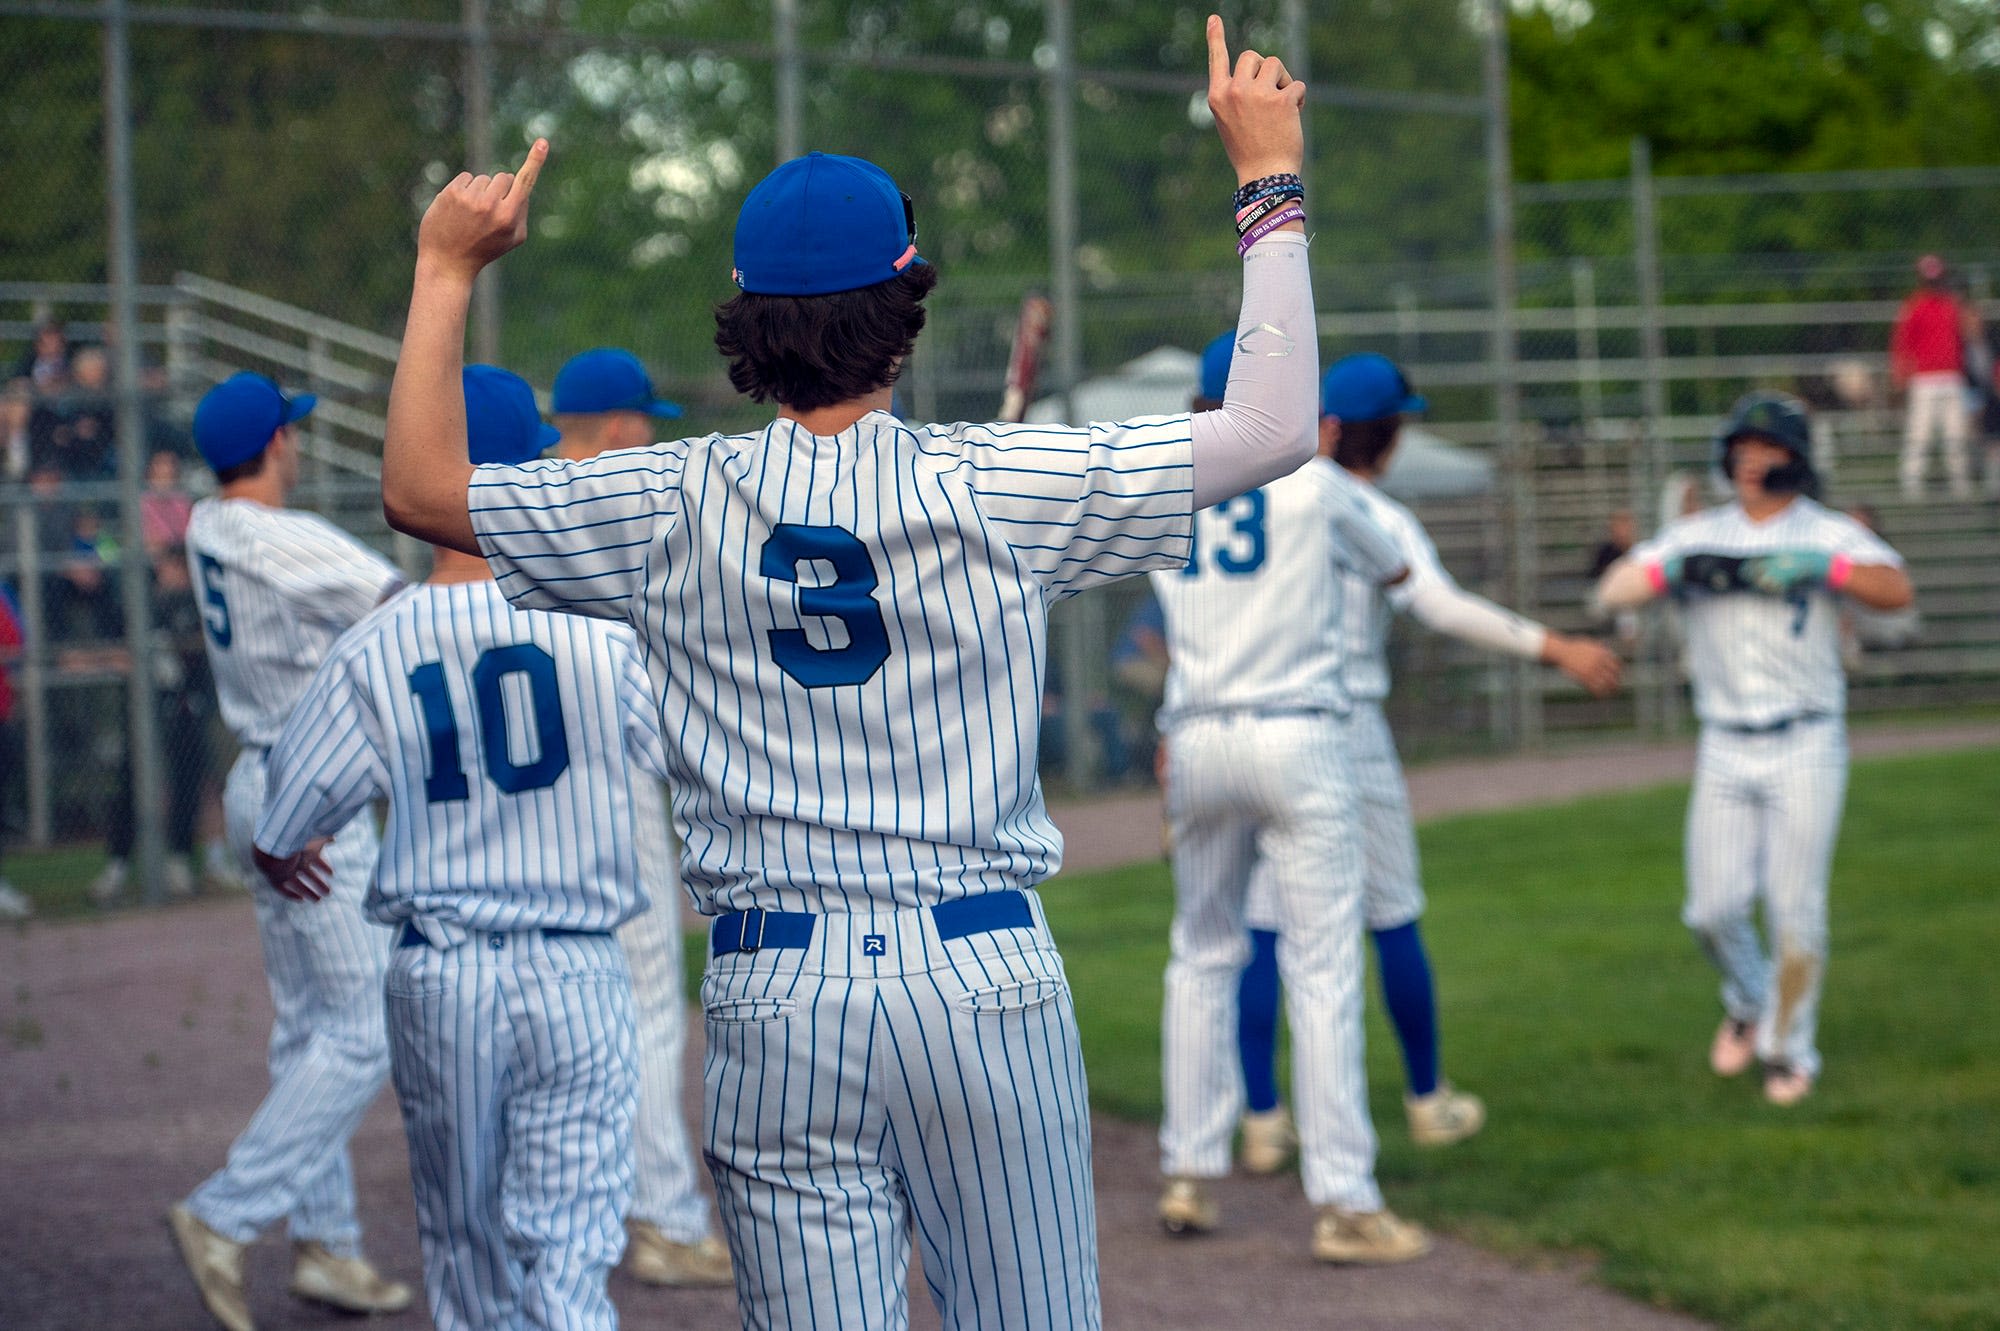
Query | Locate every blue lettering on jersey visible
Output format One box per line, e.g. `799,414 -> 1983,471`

406,644 -> 572,802
196,553 -> 232,648
1182,488 -> 1267,578
759,523 -> 892,688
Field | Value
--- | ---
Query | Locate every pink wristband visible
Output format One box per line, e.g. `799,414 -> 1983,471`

1827,553 -> 1854,591
1643,560 -> 1668,595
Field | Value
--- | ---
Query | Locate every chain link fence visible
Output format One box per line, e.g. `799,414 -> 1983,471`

5,1 -> 1997,902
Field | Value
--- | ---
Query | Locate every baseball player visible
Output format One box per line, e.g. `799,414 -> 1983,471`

376,20 -> 1316,1327
1230,352 -> 1623,1171
1152,338 -> 1433,1264
1595,391 -> 1912,1105
253,365 -> 657,1331
168,372 -> 411,1331
549,345 -> 733,1289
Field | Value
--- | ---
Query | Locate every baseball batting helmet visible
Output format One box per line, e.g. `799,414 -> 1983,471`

1714,391 -> 1817,496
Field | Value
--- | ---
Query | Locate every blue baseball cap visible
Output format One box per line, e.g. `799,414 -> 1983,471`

464,364 -> 559,466
732,152 -> 923,296
192,372 -> 316,473
1320,353 -> 1426,423
1198,330 -> 1235,401
552,348 -> 682,419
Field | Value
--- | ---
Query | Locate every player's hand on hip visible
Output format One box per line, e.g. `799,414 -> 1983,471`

253,838 -> 336,902
1205,15 -> 1307,186
417,138 -> 549,283
1546,632 -> 1623,698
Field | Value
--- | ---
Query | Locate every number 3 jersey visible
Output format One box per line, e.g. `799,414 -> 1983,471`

466,410 -> 1195,915
254,580 -> 670,934
185,497 -> 403,748
1151,456 -> 1406,730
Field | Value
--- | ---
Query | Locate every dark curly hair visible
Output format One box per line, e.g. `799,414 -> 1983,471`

1332,415 -> 1402,474
713,265 -> 939,412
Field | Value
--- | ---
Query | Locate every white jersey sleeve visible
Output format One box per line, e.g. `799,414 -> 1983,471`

922,416 -> 1194,599
256,638 -> 389,857
267,514 -> 404,627
468,441 -> 691,620
615,630 -> 670,783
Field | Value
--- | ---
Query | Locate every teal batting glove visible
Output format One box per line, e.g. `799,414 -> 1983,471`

1742,548 -> 1831,596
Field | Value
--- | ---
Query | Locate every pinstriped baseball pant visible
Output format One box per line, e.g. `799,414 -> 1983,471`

387,929 -> 637,1331
618,776 -> 712,1244
1160,712 -> 1380,1212
701,896 -> 1098,1331
184,749 -> 392,1256
1683,720 -> 1848,1079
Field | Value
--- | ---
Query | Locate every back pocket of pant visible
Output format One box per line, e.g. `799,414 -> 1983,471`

954,979 -> 1066,1017
703,996 -> 799,1025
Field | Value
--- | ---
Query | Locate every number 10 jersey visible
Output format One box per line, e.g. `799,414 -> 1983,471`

255,580 -> 669,934
466,410 -> 1195,915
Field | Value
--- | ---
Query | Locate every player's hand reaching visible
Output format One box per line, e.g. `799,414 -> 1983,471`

1205,15 -> 1307,187
416,139 -> 548,284
253,838 -> 336,903
1543,632 -> 1623,698
1740,548 -> 1833,597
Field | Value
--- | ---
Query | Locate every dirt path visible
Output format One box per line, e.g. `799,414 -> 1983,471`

6,722 -> 1990,1330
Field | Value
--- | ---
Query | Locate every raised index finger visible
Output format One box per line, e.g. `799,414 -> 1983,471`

1205,14 -> 1230,90
506,138 -> 549,203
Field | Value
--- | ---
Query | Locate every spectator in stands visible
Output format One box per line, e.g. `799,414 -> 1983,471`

2,382 -> 31,480
11,320 -> 70,395
0,586 -> 30,921
29,463 -> 118,647
141,449 -> 193,555
32,345 -> 117,481
1891,254 -> 1974,500
1110,592 -> 1171,782
90,544 -> 212,905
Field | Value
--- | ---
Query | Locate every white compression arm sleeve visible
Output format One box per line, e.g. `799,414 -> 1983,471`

1189,232 -> 1318,509
1404,577 -> 1549,661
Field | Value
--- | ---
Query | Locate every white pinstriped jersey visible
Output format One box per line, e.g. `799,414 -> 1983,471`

255,580 -> 669,934
1150,457 -> 1403,727
468,409 -> 1194,914
1335,483 -> 1449,703
1629,498 -> 1901,727
186,498 -> 402,747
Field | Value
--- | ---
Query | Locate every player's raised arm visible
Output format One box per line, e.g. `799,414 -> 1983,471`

1189,15 -> 1319,509
383,139 -> 548,554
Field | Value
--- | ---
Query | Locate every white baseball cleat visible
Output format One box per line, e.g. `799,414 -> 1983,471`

167,1204 -> 253,1331
1709,1016 -> 1757,1078
163,855 -> 198,901
1762,1065 -> 1814,1107
88,858 -> 129,909
624,1222 -> 735,1288
1310,1206 -> 1431,1265
288,1242 -> 413,1315
0,879 -> 32,921
1238,1106 -> 1298,1175
1405,1083 -> 1485,1147
1157,1177 -> 1219,1236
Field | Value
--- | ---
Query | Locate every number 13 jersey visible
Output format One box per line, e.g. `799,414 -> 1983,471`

1151,457 -> 1405,730
466,411 -> 1195,914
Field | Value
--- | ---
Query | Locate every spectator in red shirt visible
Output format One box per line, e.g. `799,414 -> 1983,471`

1891,253 -> 1974,499
0,588 -> 31,920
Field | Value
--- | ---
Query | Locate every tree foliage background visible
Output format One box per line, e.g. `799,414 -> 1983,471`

4,0 -> 1999,412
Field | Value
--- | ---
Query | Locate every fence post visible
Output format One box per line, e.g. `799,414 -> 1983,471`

773,0 -> 802,164
1482,0 -> 1537,747
464,0 -> 501,364
1281,0 -> 1311,214
104,0 -> 167,901
1044,0 -> 1099,789
14,502 -> 51,846
1630,136 -> 1676,736
307,332 -> 334,514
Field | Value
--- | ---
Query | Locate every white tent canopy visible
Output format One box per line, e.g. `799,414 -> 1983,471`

1026,345 -> 1493,501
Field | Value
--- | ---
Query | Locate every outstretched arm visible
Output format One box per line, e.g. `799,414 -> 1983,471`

1407,573 -> 1621,697
382,139 -> 548,554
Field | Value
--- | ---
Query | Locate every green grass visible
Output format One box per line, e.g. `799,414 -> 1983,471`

1041,747 -> 2000,1331
3,844 -> 122,918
